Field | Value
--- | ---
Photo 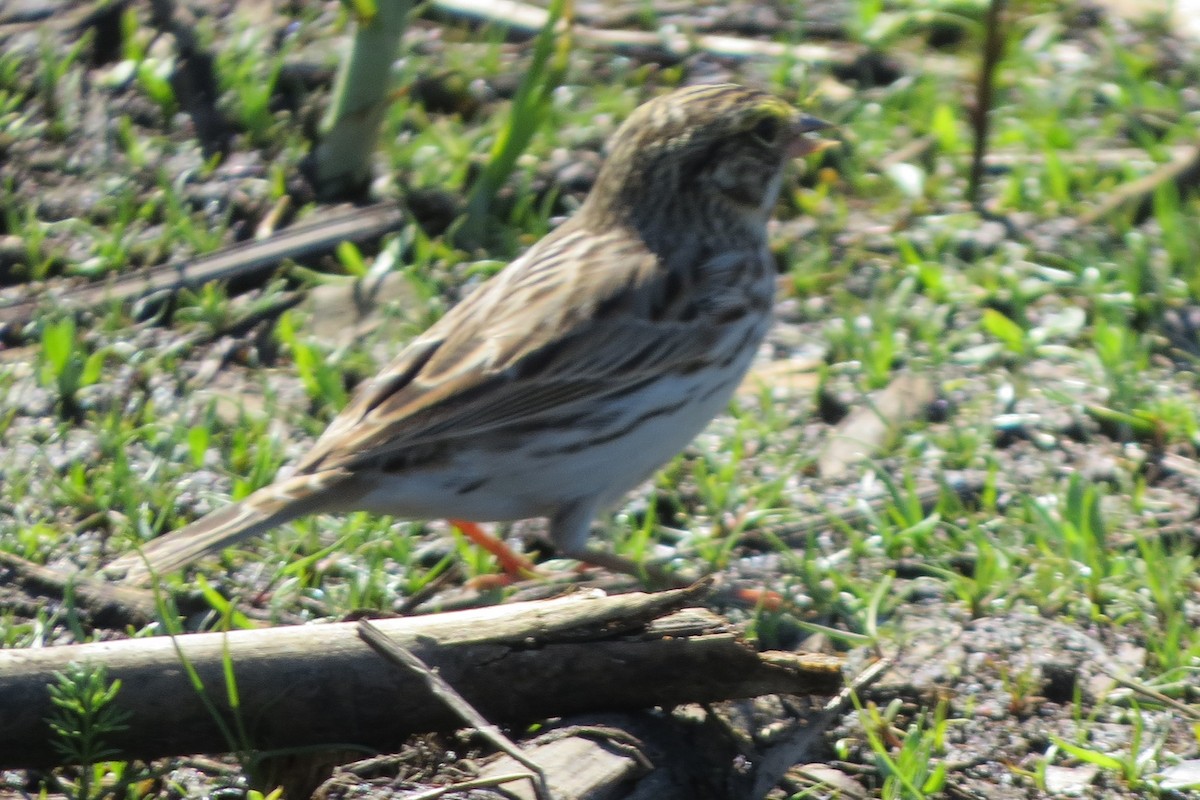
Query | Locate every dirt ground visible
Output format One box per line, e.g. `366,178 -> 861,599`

1,0 -> 1199,798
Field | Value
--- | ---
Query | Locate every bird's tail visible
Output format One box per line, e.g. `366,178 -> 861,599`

105,469 -> 349,586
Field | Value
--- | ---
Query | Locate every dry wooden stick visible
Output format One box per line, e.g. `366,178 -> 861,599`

358,619 -> 550,800
404,773 -> 543,799
984,145 -> 1196,169
430,0 -> 968,76
1100,668 -> 1200,720
471,725 -> 650,800
968,0 -> 1007,206
0,552 -> 161,629
429,0 -> 853,65
0,203 -> 405,334
0,553 -> 297,633
0,587 -> 842,769
1077,144 -> 1200,227
746,657 -> 893,797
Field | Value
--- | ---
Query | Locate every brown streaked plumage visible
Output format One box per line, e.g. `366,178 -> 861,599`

106,84 -> 832,584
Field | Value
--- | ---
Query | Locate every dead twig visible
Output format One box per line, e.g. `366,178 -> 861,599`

0,551 -> 160,629
968,0 -> 1006,206
824,656 -> 894,714
0,203 -> 405,336
357,619 -> 551,800
1077,144 -> 1200,227
0,588 -> 842,768
429,0 -> 857,66
404,773 -> 544,800
1101,668 -> 1200,720
748,657 -> 894,797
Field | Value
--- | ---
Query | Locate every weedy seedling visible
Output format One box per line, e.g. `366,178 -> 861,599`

38,317 -> 106,419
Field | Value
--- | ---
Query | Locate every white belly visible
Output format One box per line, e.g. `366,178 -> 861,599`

350,319 -> 767,523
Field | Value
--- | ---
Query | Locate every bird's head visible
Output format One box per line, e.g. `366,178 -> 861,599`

581,84 -> 833,240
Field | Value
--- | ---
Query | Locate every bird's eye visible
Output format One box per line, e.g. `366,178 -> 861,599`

751,116 -> 780,144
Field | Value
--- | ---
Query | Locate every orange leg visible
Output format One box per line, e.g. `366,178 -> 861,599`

449,519 -> 540,580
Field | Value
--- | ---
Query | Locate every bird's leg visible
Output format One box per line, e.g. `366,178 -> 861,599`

549,503 -> 686,588
449,519 -> 541,580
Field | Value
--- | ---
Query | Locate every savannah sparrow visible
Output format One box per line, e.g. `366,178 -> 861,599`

107,83 -> 832,584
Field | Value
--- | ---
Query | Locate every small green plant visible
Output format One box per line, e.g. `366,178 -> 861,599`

176,281 -> 234,332
1048,703 -> 1158,789
1025,473 -> 1112,611
38,317 -> 105,418
335,240 -> 369,277
852,695 -> 950,800
114,115 -> 149,170
119,5 -> 177,118
275,311 -> 349,413
457,0 -> 572,244
248,789 -> 285,800
981,307 -> 1029,357
136,57 -> 177,119
152,581 -> 256,763
1090,308 -> 1151,416
872,468 -> 943,557
46,662 -> 133,799
943,524 -> 1013,618
1133,534 -> 1200,673
215,24 -> 290,144
1151,182 -> 1200,300
37,28 -> 90,139
225,412 -> 289,498
1,201 -> 59,280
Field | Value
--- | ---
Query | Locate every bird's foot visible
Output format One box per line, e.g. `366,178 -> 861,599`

450,519 -> 542,583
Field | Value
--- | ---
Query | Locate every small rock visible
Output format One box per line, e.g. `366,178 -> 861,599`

1042,763 -> 1098,794
790,764 -> 867,798
1155,758 -> 1200,790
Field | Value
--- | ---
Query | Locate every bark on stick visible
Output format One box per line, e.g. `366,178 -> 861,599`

0,587 -> 842,768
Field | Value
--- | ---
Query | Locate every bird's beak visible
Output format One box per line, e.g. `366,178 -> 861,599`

788,114 -> 838,158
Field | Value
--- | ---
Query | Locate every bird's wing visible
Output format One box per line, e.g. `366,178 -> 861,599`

107,228 -> 763,582
297,225 -> 757,474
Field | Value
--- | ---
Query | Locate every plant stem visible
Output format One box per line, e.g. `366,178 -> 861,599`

312,0 -> 412,199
